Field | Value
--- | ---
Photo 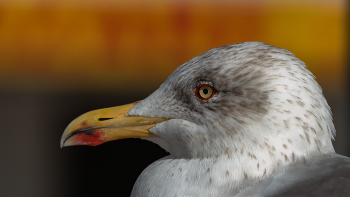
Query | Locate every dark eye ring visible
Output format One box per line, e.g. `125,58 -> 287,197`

195,84 -> 216,100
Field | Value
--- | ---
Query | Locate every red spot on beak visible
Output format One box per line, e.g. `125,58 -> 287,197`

72,129 -> 106,146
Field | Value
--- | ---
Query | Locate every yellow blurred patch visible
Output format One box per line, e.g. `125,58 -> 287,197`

0,0 -> 346,94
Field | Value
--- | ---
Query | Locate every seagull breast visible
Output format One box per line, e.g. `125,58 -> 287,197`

61,42 -> 339,196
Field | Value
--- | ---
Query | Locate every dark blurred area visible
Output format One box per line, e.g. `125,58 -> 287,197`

0,0 -> 348,197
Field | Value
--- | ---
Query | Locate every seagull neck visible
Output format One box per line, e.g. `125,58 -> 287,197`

167,139 -> 333,181
133,155 -> 277,196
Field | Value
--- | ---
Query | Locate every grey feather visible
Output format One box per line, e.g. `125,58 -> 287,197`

265,154 -> 350,197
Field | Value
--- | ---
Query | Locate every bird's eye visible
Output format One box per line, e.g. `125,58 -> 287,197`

195,84 -> 216,100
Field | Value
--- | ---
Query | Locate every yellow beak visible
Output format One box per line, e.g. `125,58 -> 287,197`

60,101 -> 168,148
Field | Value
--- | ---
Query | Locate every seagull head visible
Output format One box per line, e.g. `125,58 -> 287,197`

61,42 -> 335,164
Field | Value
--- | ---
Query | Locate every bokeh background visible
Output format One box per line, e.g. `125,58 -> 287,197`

0,0 -> 348,196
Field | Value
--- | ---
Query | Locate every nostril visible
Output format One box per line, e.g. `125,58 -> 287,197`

98,118 -> 113,121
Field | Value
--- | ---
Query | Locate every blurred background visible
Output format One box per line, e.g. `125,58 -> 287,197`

0,0 -> 348,196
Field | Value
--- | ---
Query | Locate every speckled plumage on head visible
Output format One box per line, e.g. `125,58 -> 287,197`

127,42 -> 336,196
129,42 -> 335,158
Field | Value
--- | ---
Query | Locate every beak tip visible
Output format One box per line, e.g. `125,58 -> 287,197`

60,135 -> 71,148
60,139 -> 65,148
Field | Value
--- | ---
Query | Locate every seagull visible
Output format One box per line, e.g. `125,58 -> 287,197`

60,42 -> 350,196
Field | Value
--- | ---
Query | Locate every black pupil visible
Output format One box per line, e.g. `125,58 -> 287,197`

203,88 -> 208,94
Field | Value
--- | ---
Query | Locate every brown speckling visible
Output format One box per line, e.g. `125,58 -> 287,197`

310,127 -> 317,134
317,122 -> 323,131
283,144 -> 288,149
206,168 -> 210,173
305,132 -> 311,144
226,170 -> 230,177
315,139 -> 322,151
327,127 -> 331,135
302,123 -> 309,131
307,110 -> 317,119
292,153 -> 296,161
284,120 -> 290,129
248,153 -> 257,160
295,116 -> 302,122
296,101 -> 305,107
303,86 -> 312,93
173,161 -> 179,167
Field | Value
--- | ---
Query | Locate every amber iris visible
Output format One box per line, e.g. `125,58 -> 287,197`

195,84 -> 216,100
